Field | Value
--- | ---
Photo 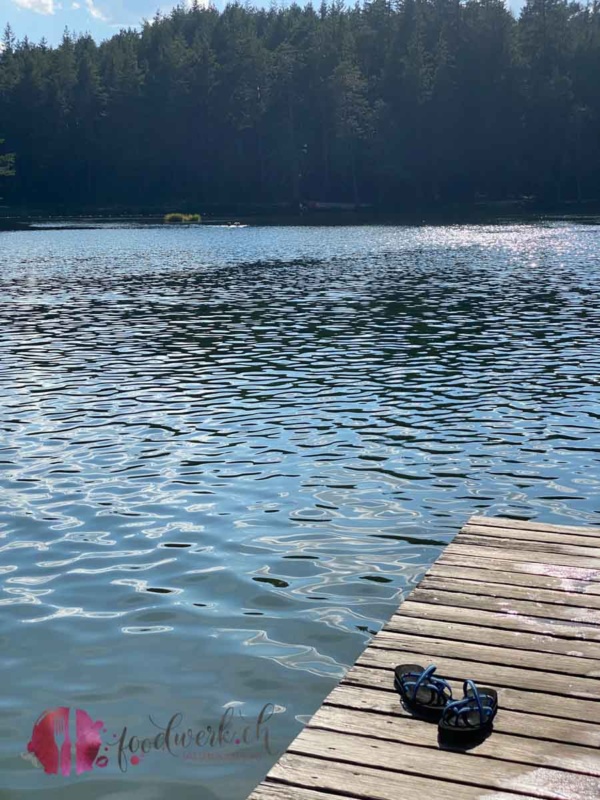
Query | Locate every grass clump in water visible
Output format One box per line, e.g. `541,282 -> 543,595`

164,212 -> 201,223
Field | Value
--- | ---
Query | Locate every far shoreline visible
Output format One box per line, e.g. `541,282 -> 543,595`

2,200 -> 600,232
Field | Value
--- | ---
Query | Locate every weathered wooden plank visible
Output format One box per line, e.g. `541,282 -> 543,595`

455,533 -> 600,559
383,615 -> 600,660
409,587 -> 600,625
262,754 -> 540,800
356,648 -> 600,701
288,728 -> 600,800
322,684 -> 600,749
248,784 -> 352,800
468,515 -> 600,537
342,664 -> 600,723
308,704 -> 600,775
427,563 -> 600,596
370,630 -> 600,677
440,544 -> 600,570
421,575 -> 600,609
462,524 -> 600,549
438,553 -> 600,583
395,600 -> 600,641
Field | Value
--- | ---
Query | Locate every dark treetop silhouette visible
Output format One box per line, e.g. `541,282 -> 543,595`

1,0 -> 599,211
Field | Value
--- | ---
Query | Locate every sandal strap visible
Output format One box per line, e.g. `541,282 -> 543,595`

401,665 -> 451,702
411,665 -> 437,701
443,680 -> 492,726
463,679 -> 484,720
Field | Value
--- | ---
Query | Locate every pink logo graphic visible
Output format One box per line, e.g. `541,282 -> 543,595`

25,703 -> 275,775
27,707 -> 107,775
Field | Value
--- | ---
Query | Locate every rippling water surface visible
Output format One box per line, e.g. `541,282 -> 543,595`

1,221 -> 599,798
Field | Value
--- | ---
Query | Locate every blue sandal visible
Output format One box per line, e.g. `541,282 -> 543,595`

394,663 -> 453,718
439,679 -> 498,737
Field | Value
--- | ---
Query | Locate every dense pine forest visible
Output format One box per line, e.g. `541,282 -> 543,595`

1,0 -> 600,211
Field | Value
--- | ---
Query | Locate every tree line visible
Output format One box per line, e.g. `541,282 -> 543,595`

1,0 -> 599,211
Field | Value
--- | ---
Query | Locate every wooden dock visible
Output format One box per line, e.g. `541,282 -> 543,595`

248,515 -> 600,800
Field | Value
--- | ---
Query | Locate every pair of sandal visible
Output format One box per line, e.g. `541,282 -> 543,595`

394,663 -> 498,738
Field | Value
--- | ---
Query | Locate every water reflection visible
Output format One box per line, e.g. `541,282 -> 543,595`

0,222 -> 599,798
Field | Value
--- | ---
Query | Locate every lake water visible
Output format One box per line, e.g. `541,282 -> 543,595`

1,221 -> 599,798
